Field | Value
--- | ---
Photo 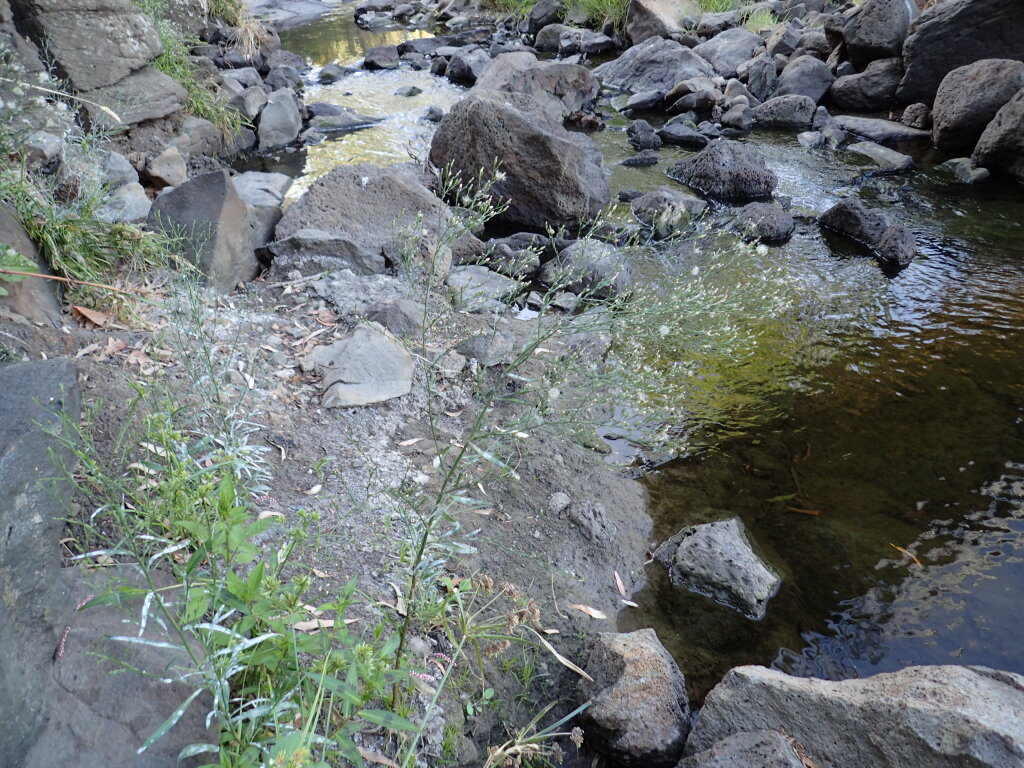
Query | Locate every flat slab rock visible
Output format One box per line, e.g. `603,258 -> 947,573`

655,516 -> 781,619
834,115 -> 930,144
303,324 -> 413,407
688,665 -> 1024,768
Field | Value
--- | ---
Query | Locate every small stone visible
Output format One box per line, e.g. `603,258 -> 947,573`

145,146 -> 188,188
548,492 -> 572,514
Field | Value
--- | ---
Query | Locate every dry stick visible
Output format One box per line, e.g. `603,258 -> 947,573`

0,268 -> 137,297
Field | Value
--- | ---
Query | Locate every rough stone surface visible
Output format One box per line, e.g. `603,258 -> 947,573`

526,0 -> 562,34
540,239 -> 631,299
729,202 -> 795,242
834,114 -> 929,143
594,36 -> 716,94
276,164 -> 454,276
932,59 -> 1024,153
667,140 -> 777,201
446,265 -> 522,312
936,157 -> 991,185
752,94 -> 815,128
429,91 -> 608,231
456,329 -> 514,366
875,222 -> 916,268
575,629 -> 690,768
86,66 -> 187,126
11,0 -> 163,91
693,27 -> 763,79
258,88 -> 302,149
268,229 -> 387,275
774,54 -> 834,103
363,44 -> 400,69
841,0 -> 913,69
473,51 -> 599,115
304,324 -> 413,407
446,46 -> 491,84
830,57 -> 901,112
657,123 -> 709,149
0,204 -> 62,324
367,298 -> 425,337
625,0 -> 701,45
655,516 -> 781,619
631,186 -> 706,238
972,88 -> 1024,183
145,145 -> 187,188
819,197 -> 890,246
233,171 -> 292,249
148,170 -> 258,291
678,730 -> 805,768
901,101 -> 930,129
96,181 -> 151,224
687,665 -> 1024,768
0,359 -> 79,760
897,0 -> 1024,106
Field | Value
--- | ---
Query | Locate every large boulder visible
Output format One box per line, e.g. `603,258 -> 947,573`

232,171 -> 292,249
575,629 -> 690,768
830,57 -> 901,112
0,360 -> 79,761
932,60 -> 1024,153
429,91 -> 609,231
10,0 -> 162,91
752,94 -> 816,128
897,0 -> 1024,106
654,516 -> 781,619
0,204 -> 61,325
667,140 -> 777,201
147,170 -> 258,291
258,88 -> 302,150
774,55 -> 834,103
972,87 -> 1024,184
86,66 -> 187,127
446,265 -> 523,312
687,665 -> 1024,768
625,0 -> 701,45
275,164 -> 455,276
473,51 -> 598,115
302,325 -> 414,408
841,0 -> 914,70
693,27 -> 763,79
679,730 -> 805,768
594,36 -> 715,94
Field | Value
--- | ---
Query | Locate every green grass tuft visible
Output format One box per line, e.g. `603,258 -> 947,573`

568,0 -> 629,29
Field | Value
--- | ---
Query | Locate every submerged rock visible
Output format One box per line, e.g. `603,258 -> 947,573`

655,516 -> 781,620
833,115 -> 929,144
687,665 -> 1024,768
666,140 -> 777,201
819,198 -> 916,269
303,324 -> 414,407
847,141 -> 913,174
575,629 -> 690,768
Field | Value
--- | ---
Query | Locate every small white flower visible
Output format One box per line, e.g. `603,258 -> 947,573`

691,265 -> 699,276
659,324 -> 670,337
756,244 -> 769,255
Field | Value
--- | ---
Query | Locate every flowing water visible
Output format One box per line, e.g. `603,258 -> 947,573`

277,9 -> 1024,703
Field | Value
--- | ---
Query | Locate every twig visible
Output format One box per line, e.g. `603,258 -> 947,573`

0,268 -> 137,297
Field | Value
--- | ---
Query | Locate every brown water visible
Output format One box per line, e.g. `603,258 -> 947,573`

277,9 -> 1024,703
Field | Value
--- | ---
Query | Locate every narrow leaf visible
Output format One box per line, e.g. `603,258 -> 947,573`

138,688 -> 204,753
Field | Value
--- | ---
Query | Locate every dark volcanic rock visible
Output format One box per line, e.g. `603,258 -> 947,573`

730,202 -> 796,242
693,27 -> 763,79
841,0 -> 914,69
830,57 -> 902,112
972,88 -> 1024,184
932,59 -> 1024,153
667,140 -> 777,201
594,36 -> 716,94
774,55 -> 834,103
752,94 -> 816,128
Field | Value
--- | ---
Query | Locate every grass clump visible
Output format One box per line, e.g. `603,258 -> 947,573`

744,7 -> 779,31
568,0 -> 629,28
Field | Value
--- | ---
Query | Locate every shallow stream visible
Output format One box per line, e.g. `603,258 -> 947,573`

276,7 -> 1024,702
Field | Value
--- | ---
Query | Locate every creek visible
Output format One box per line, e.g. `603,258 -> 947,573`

272,6 -> 1024,703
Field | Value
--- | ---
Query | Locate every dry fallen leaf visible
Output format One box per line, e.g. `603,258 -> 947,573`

390,582 -> 408,617
303,484 -> 322,496
444,410 -> 463,418
75,342 -> 100,358
72,305 -> 109,327
312,568 -> 330,578
294,618 -> 335,632
569,603 -> 608,620
614,570 -> 627,598
359,749 -> 400,767
398,437 -> 424,447
525,627 -> 593,682
620,599 -> 639,608
470,508 -> 494,516
258,510 -> 285,519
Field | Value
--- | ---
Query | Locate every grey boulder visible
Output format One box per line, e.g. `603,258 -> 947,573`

932,59 -> 1024,153
625,0 -> 701,45
594,36 -> 716,94
0,204 -> 62,324
631,187 -> 706,238
446,265 -> 523,313
752,94 -> 816,129
232,171 -> 292,249
655,516 -> 781,620
729,202 -> 795,243
834,114 -> 929,144
540,239 -> 632,299
678,730 -> 805,768
258,88 -> 302,149
693,27 -> 764,79
473,51 -> 599,116
667,139 -> 777,201
847,141 -> 913,174
687,665 -> 1024,768
829,57 -> 901,112
303,324 -> 414,408
840,0 -> 914,69
575,629 -> 690,768
972,87 -> 1024,184
774,55 -> 834,103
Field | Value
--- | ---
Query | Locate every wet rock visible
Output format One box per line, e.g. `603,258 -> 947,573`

900,102 -> 930,130
363,44 -> 400,69
630,129 -> 662,150
729,202 -> 795,243
144,145 -> 187,188
847,141 -> 913,174
625,0 -> 700,45
655,516 -> 781,619
96,181 -> 151,224
687,665 -> 1024,768
752,94 -> 815,128
830,57 -> 901,112
972,88 -> 1024,184
446,265 -> 523,312
12,0 -> 162,91
446,46 -> 490,84
678,730 -> 805,768
875,222 -> 916,268
430,91 -> 608,231
318,62 -> 348,83
935,157 -> 990,185
148,170 -> 257,291
833,114 -> 929,144
932,60 -> 1024,153
622,150 -> 659,167
473,51 -> 599,115
456,329 -> 514,366
423,105 -> 444,122
797,130 -> 824,149
819,197 -> 889,246
575,629 -> 690,768
693,27 -> 763,79
540,239 -> 631,299
258,88 -> 302,149
395,85 -> 422,97
303,324 -> 414,408
657,123 -> 709,149
308,107 -> 379,134
278,164 -> 455,275
897,0 -> 1024,106
667,139 -> 777,201
0,205 -> 61,325
593,36 -> 716,94
0,359 -> 79,758
631,186 -> 706,238
233,171 -> 292,249
840,0 -> 913,69
774,54 -> 833,103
